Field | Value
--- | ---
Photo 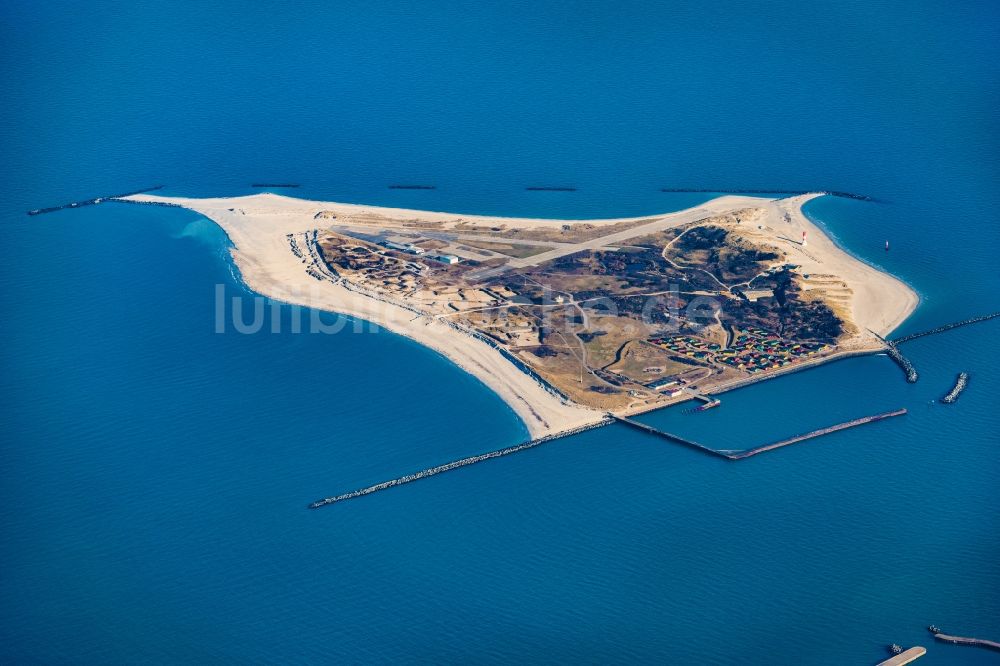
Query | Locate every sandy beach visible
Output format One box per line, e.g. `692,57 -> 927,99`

773,194 -> 918,339
119,192 -> 917,437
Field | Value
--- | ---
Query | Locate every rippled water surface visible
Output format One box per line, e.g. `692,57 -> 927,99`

1,1 -> 998,663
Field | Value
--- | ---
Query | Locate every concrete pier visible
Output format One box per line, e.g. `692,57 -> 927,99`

876,647 -> 926,665
610,415 -> 724,458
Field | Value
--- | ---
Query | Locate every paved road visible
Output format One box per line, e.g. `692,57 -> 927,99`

424,232 -> 575,248
504,207 -> 712,270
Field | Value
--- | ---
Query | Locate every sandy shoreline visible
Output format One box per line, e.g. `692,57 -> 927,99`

779,193 -> 918,338
119,192 -> 917,438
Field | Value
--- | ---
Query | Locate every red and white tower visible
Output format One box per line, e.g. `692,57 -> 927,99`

801,230 -> 807,247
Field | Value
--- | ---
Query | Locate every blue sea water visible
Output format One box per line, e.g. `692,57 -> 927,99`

2,1 -> 999,663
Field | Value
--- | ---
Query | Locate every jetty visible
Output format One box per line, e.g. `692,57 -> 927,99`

876,646 -> 926,665
884,343 -> 918,383
870,330 -> 918,383
892,312 -> 1000,345
941,372 -> 969,403
388,184 -> 436,190
613,409 -> 907,460
691,394 -> 721,412
931,630 -> 1000,653
308,419 -> 611,508
27,185 -> 164,216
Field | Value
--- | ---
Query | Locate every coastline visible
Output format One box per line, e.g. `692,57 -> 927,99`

118,191 -> 918,437
122,193 -> 606,438
799,194 -> 921,335
774,193 -> 918,339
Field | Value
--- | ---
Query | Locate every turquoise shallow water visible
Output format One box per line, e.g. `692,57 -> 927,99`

2,1 -> 999,663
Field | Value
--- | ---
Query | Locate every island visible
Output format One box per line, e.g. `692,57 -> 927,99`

118,192 -> 917,438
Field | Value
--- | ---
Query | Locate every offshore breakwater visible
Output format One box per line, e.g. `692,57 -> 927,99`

941,372 -> 969,403
308,419 -> 612,508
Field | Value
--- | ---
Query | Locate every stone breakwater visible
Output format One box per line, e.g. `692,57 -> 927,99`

307,419 -> 612,508
892,312 -> 1000,345
870,330 -> 918,383
941,372 -> 969,404
885,342 -> 919,383
29,185 -> 165,216
930,629 -> 1000,653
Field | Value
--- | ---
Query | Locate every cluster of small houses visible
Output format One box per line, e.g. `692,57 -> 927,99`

650,328 -> 828,374
379,240 -> 461,265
